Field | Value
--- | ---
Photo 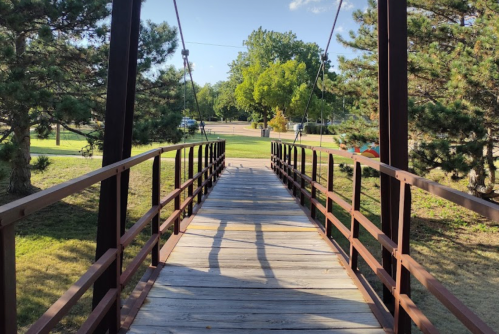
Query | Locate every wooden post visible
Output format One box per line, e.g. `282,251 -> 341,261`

56,124 -> 60,146
204,145 -> 209,193
283,145 -> 288,185
174,150 -> 181,235
0,224 -> 16,334
311,150 -> 318,219
287,145 -> 292,190
300,148 -> 306,206
325,154 -> 334,237
349,161 -> 361,270
188,147 -> 194,216
293,146 -> 298,197
151,155 -> 160,266
377,0 -> 394,310
213,143 -> 218,182
198,145 -> 203,203
394,181 -> 412,333
279,143 -> 283,180
271,142 -> 274,170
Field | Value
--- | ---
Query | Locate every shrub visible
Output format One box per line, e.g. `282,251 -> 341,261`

251,122 -> 258,129
32,155 -> 52,173
268,109 -> 287,132
304,123 -> 317,134
362,167 -> 380,178
257,122 -> 264,129
339,163 -> 354,176
188,123 -> 198,136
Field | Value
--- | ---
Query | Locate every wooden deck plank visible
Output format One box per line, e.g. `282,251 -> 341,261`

127,164 -> 383,333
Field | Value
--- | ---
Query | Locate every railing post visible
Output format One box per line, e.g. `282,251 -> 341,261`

349,161 -> 361,270
0,224 -> 16,334
204,144 -> 209,192
300,148 -> 306,206
209,143 -> 214,188
279,143 -> 283,180
271,142 -> 274,170
287,145 -> 292,190
277,142 -> 280,175
311,150 -> 318,219
93,171 -> 122,334
283,145 -> 288,185
325,153 -> 334,237
152,155 -> 160,266
198,145 -> 203,203
213,143 -> 218,182
394,181 -> 412,333
174,149 -> 181,235
188,147 -> 194,216
293,146 -> 298,197
110,173 -> 122,333
222,141 -> 226,169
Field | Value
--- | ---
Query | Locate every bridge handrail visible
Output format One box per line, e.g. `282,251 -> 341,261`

271,140 -> 496,334
0,140 -> 226,334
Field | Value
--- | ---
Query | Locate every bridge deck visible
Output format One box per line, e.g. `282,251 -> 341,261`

128,161 -> 384,333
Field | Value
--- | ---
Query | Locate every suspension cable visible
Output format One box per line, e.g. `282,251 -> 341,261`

182,59 -> 187,217
293,0 -> 344,145
173,0 -> 209,142
319,61 -> 325,182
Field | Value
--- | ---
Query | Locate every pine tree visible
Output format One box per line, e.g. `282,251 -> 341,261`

330,0 -> 499,198
0,3 -> 180,194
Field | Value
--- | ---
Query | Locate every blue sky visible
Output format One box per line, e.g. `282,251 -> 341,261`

141,0 -> 367,85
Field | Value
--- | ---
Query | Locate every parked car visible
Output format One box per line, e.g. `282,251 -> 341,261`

179,117 -> 196,128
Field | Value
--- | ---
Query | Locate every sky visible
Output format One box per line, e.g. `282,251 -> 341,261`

141,0 -> 368,86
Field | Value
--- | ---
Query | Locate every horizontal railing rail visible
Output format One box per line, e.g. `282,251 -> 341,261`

0,140 -> 225,334
271,141 -> 496,334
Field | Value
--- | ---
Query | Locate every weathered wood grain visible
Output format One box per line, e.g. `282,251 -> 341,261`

128,164 -> 382,333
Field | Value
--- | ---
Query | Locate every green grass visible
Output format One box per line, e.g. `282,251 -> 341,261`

29,130 -> 354,164
0,157 -> 188,333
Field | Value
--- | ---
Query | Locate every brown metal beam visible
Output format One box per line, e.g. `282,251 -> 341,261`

93,0 -> 135,332
0,224 -> 16,334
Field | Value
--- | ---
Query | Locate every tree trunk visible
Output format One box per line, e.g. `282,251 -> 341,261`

468,166 -> 494,198
9,115 -> 32,195
8,34 -> 33,195
486,128 -> 496,185
263,112 -> 268,129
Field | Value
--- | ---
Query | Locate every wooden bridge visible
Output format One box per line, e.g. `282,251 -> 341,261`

1,140 -> 497,334
127,160 -> 383,333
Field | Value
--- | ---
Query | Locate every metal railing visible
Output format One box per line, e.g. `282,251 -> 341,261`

271,141 -> 496,334
0,140 -> 225,334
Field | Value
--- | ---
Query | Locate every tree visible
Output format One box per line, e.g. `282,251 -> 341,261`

268,109 -> 288,133
230,28 -> 330,128
0,1 -> 110,194
197,84 -> 216,121
0,3 -> 180,194
214,81 -> 241,122
254,60 -> 314,119
330,0 -> 499,198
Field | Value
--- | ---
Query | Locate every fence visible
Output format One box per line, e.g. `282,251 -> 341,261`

271,141 -> 496,334
0,140 -> 225,334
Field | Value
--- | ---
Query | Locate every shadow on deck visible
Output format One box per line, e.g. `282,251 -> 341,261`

126,160 -> 385,333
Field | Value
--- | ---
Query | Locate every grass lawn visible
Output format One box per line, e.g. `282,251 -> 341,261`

29,130 -> 350,161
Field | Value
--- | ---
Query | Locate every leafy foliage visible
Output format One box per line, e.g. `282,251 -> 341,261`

268,109 -> 287,133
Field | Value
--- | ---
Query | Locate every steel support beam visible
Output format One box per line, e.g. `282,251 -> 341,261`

93,0 -> 138,332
